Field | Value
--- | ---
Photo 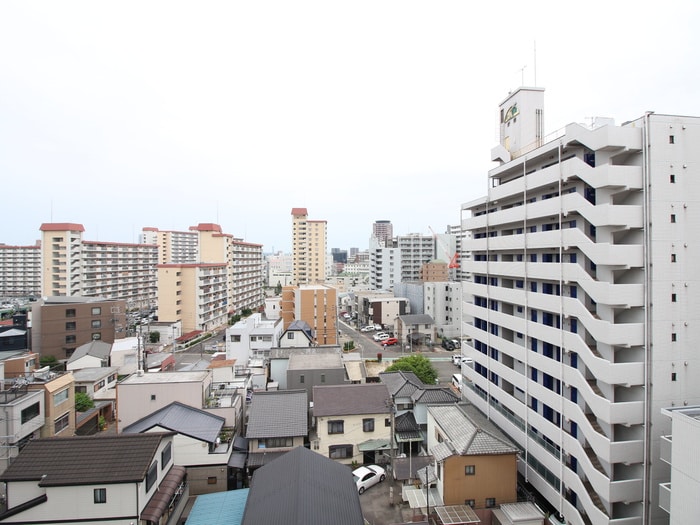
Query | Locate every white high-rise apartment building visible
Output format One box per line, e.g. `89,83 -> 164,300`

397,233 -> 434,282
461,87 -> 700,525
0,243 -> 41,297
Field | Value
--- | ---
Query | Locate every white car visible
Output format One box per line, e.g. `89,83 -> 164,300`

373,324 -> 382,331
373,332 -> 389,341
352,464 -> 386,494
360,326 -> 375,332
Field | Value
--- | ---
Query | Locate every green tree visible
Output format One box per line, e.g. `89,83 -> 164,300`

275,281 -> 282,295
384,354 -> 437,384
149,331 -> 161,343
39,355 -> 63,371
75,392 -> 95,412
343,341 -> 355,351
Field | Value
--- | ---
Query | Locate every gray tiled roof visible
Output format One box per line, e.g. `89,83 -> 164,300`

0,433 -> 172,485
410,385 -> 460,404
122,401 -> 225,443
313,384 -> 391,417
246,390 -> 308,438
379,371 -> 423,397
67,340 -> 112,363
288,353 -> 343,370
399,314 -> 434,324
428,404 -> 519,457
241,446 -> 363,525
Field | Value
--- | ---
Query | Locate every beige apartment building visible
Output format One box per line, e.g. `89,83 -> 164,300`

280,284 -> 338,345
0,242 -> 41,298
291,208 -> 327,285
31,296 -> 127,361
40,223 -> 158,307
157,263 -> 229,334
141,227 -> 199,264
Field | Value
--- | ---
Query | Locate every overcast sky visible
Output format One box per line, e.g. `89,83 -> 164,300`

2,1 -> 699,253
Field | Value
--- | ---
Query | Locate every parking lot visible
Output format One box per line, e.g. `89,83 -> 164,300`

358,476 -> 419,525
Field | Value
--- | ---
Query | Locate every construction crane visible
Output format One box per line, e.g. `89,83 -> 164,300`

428,226 -> 460,269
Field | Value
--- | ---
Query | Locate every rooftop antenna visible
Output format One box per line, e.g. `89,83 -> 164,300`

534,41 -> 537,85
520,65 -> 527,86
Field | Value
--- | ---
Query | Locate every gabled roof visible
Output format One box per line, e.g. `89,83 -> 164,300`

428,405 -> 519,459
282,320 -> 313,340
122,401 -> 225,443
241,446 -> 363,525
0,433 -> 173,486
410,385 -> 460,404
399,314 -> 434,324
246,390 -> 308,438
67,340 -> 111,363
313,384 -> 390,417
379,370 -> 423,397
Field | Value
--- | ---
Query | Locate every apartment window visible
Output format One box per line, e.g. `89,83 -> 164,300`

65,308 -> 76,318
231,335 -> 241,342
65,335 -> 76,344
486,498 -> 496,508
93,488 -> 107,504
465,499 -> 475,507
672,293 -> 677,302
91,307 -> 101,315
670,174 -> 676,183
671,333 -> 677,342
320,374 -> 326,384
669,135 -> 675,144
54,412 -> 70,433
146,461 -> 158,492
92,333 -> 101,341
287,332 -> 294,339
385,418 -> 391,427
151,394 -> 156,401
21,402 -> 40,424
259,437 -> 292,448
207,477 -> 217,485
299,375 -> 305,384
363,418 -> 375,432
329,445 -> 353,459
671,214 -> 676,223
465,465 -> 476,475
328,420 -> 344,434
54,388 -> 69,406
671,253 -> 677,262
65,322 -> 76,331
672,372 -> 677,381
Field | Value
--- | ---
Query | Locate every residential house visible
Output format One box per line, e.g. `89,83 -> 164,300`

26,370 -> 76,438
394,313 -> 435,350
123,401 -> 234,495
0,433 -> 187,525
66,340 -> 112,370
72,366 -> 118,434
116,370 -> 243,435
379,370 -> 424,415
225,312 -> 283,364
268,346 -> 339,390
312,383 -> 391,466
245,390 -> 308,472
0,315 -> 29,353
277,319 -> 314,348
241,446 -> 363,525
186,489 -> 250,525
287,352 -> 346,401
427,404 -> 519,508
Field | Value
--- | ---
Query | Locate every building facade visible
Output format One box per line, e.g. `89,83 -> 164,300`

372,220 -> 393,247
0,243 -> 41,298
280,284 -> 338,346
40,223 -> 158,307
461,86 -> 700,525
31,296 -> 127,361
291,207 -> 327,285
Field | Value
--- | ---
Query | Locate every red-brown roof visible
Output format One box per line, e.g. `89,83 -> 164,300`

176,330 -> 203,343
189,223 -> 222,233
39,223 -> 85,232
291,208 -> 308,216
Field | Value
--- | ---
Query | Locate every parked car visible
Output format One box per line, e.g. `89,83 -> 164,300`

441,339 -> 455,351
452,355 -> 474,367
373,324 -> 382,331
373,332 -> 389,341
382,337 -> 398,346
352,465 -> 386,494
360,326 -> 375,332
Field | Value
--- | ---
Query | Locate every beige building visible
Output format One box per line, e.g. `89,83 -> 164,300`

141,227 -> 198,264
40,223 -> 158,307
420,260 -> 449,282
291,207 -> 327,285
0,242 -> 41,298
157,263 -> 228,334
280,284 -> 338,345
31,296 -> 127,361
27,371 -> 76,438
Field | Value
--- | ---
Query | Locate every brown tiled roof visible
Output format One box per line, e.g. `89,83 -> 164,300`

0,433 -> 173,486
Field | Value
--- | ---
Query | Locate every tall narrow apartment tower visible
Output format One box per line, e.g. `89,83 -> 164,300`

291,208 -> 327,285
461,87 -> 700,525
